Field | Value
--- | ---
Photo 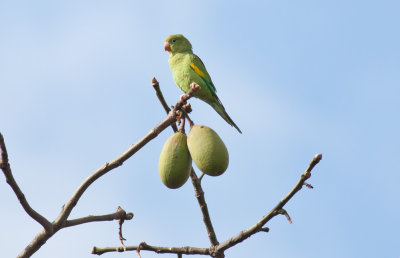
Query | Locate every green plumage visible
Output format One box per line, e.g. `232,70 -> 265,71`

165,34 -> 242,133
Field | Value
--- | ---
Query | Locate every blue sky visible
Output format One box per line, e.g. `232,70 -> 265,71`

1,1 -> 399,257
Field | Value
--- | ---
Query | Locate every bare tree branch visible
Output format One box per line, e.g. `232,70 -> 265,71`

91,154 -> 322,256
0,133 -> 53,233
91,242 -> 210,256
18,229 -> 50,258
190,171 -> 219,246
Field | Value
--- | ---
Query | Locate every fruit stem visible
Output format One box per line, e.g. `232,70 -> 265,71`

179,115 -> 186,134
181,108 -> 194,127
198,172 -> 205,181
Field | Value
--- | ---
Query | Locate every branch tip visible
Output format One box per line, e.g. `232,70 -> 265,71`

314,153 -> 322,163
303,153 -> 323,179
126,212 -> 134,219
190,82 -> 201,91
151,77 -> 159,86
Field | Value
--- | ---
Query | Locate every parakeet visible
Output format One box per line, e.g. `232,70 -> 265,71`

164,34 -> 242,133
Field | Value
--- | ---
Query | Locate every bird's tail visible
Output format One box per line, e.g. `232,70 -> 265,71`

211,102 -> 242,133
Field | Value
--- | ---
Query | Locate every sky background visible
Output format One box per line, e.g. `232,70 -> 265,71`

1,1 -> 399,257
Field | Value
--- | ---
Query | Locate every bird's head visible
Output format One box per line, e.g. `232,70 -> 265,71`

164,34 -> 192,54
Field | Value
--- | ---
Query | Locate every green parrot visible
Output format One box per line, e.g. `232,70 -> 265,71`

164,34 -> 242,133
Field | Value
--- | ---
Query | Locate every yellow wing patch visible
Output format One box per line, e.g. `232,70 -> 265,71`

190,63 -> 205,78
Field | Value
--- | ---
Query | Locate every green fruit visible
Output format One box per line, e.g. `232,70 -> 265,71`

187,125 -> 229,176
158,131 -> 192,189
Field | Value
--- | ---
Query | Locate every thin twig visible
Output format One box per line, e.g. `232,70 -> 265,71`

152,77 -> 178,133
0,133 -> 53,233
117,206 -> 128,250
64,210 -> 134,228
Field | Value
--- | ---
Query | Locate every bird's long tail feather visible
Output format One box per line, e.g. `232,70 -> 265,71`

211,102 -> 242,133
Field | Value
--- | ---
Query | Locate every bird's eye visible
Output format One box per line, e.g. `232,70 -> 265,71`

171,39 -> 177,43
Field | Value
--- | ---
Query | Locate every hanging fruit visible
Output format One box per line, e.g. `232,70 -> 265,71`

187,125 -> 229,176
158,131 -> 192,189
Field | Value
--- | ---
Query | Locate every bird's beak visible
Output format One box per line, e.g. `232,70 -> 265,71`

164,42 -> 171,52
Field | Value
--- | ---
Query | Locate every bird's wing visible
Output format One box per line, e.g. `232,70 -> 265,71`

189,54 -> 221,104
